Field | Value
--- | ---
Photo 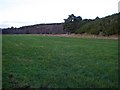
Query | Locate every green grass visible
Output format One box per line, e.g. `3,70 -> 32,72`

2,34 -> 118,88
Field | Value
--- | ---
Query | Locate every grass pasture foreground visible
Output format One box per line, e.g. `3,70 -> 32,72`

2,34 -> 118,88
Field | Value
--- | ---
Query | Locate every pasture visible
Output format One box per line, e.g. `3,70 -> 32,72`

2,34 -> 118,88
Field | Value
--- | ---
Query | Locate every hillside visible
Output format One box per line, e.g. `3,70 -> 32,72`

64,13 -> 119,36
2,23 -> 65,34
2,13 -> 120,36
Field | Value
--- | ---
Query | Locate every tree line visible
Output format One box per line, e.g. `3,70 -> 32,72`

63,13 -> 119,36
2,13 -> 119,35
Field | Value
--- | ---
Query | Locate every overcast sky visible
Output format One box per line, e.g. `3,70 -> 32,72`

0,0 -> 119,28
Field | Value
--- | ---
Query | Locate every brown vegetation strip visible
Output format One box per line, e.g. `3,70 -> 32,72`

37,34 -> 118,40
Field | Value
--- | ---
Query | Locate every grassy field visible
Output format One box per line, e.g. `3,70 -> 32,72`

2,34 -> 118,88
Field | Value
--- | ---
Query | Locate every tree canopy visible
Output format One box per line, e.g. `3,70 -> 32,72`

63,13 -> 119,36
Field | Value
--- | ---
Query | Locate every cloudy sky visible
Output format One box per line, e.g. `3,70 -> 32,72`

0,0 -> 119,28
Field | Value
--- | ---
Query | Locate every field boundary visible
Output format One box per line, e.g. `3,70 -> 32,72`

30,34 -> 118,40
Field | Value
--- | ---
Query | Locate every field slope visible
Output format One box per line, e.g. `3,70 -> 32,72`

2,35 -> 118,88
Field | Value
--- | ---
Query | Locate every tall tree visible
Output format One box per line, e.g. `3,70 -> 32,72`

64,14 -> 82,33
